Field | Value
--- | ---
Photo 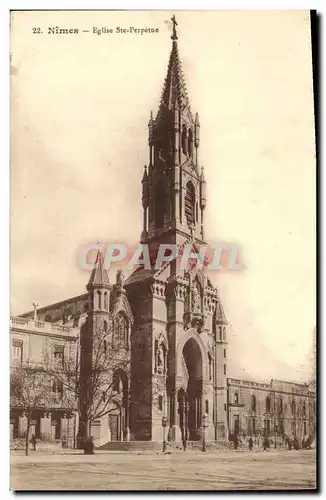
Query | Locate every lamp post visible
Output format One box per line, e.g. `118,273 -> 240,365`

202,412 -> 208,452
162,416 -> 168,453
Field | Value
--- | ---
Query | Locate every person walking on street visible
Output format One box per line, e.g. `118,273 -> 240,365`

182,438 -> 187,451
31,434 -> 36,451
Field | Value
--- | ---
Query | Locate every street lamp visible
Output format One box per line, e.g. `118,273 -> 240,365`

162,416 -> 168,453
202,412 -> 208,452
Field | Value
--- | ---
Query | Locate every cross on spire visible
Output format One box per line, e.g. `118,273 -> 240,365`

171,15 -> 178,41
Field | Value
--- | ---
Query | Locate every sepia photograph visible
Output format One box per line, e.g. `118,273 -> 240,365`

10,10 -> 316,491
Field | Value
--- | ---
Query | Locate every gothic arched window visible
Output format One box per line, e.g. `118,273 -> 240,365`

185,181 -> 195,227
104,291 -> 108,311
154,186 -> 165,229
188,128 -> 193,157
208,352 -> 212,380
182,124 -> 187,155
97,291 -> 101,310
251,394 -> 257,412
114,313 -> 128,348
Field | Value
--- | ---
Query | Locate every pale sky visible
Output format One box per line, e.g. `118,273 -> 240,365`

11,11 -> 316,382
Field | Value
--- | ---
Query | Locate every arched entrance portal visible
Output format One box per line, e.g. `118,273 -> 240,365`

178,338 -> 203,441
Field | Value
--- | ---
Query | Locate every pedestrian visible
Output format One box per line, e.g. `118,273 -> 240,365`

182,438 -> 187,451
263,436 -> 269,451
31,434 -> 36,451
248,436 -> 253,451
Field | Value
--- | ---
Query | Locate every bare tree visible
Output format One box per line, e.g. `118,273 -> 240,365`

10,364 -> 56,455
48,323 -> 132,447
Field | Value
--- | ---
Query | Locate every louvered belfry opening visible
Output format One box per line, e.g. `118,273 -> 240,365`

185,181 -> 195,227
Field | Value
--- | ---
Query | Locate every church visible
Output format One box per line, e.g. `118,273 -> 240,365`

11,18 -> 315,449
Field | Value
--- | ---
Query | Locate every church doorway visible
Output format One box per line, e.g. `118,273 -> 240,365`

179,338 -> 203,441
108,410 -> 122,441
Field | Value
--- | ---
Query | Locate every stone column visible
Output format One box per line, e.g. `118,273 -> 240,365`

19,413 -> 28,436
61,414 -> 68,439
40,412 -> 52,439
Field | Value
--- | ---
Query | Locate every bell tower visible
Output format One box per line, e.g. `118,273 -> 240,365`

141,16 -> 207,247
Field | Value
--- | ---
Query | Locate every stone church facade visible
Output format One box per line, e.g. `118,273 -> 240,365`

11,21 -> 315,448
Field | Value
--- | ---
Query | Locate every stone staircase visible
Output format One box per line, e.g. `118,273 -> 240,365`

97,440 -> 230,452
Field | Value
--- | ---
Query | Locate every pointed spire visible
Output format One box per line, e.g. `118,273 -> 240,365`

171,14 -> 178,41
157,17 -> 190,117
87,247 -> 110,290
142,165 -> 148,182
148,111 -> 154,146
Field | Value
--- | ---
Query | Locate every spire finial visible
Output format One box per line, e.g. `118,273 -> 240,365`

171,15 -> 178,41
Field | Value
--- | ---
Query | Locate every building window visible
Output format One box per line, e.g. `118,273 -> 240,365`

303,421 -> 307,435
266,395 -> 271,413
303,401 -> 306,417
12,341 -> 23,365
292,399 -> 296,415
223,327 -> 226,341
223,364 -> 226,376
234,392 -> 239,405
205,399 -> 209,414
97,290 -> 102,310
103,340 -> 107,355
185,181 -> 195,227
266,419 -> 271,435
52,380 -> 63,398
224,348 -> 226,358
251,395 -> 256,412
54,345 -> 64,367
158,395 -> 163,411
279,398 -> 283,413
104,291 -> 108,311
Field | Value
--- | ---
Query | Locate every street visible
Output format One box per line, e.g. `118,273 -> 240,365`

11,448 -> 316,491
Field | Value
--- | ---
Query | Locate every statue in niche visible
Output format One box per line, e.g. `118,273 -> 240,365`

191,281 -> 201,313
116,269 -> 124,288
157,344 -> 164,374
